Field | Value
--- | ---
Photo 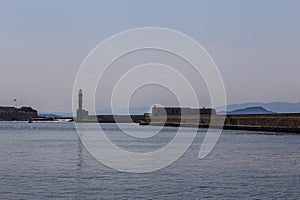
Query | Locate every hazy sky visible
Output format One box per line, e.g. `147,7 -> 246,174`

0,0 -> 299,112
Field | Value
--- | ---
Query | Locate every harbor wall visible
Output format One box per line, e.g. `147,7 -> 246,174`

147,113 -> 300,133
76,114 -> 145,123
222,113 -> 300,133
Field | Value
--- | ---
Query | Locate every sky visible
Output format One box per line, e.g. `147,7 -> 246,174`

0,0 -> 299,112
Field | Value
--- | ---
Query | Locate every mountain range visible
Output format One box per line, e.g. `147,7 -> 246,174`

219,106 -> 275,115
217,102 -> 300,113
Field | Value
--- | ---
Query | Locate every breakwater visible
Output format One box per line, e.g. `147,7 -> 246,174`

223,113 -> 300,133
146,113 -> 300,134
74,90 -> 300,133
75,114 -> 145,123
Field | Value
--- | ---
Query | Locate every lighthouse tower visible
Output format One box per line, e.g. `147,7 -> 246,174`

78,89 -> 83,111
76,89 -> 88,120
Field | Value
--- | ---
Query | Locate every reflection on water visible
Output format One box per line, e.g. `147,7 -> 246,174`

0,122 -> 299,199
76,138 -> 83,199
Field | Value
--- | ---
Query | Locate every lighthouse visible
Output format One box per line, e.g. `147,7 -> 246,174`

76,89 -> 88,120
78,89 -> 83,111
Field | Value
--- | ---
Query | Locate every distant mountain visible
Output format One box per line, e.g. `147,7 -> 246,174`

222,106 -> 275,115
38,113 -> 63,118
39,112 -> 73,118
217,102 -> 300,114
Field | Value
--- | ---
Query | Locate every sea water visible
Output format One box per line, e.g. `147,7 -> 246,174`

0,122 -> 299,199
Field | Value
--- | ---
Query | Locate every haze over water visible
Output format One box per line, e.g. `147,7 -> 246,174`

1,122 -> 299,199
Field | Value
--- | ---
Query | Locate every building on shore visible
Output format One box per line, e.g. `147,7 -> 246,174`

151,105 -> 216,117
145,105 -> 217,126
0,106 -> 38,121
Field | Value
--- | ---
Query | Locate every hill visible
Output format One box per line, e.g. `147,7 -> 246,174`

217,102 -> 300,114
225,106 -> 275,115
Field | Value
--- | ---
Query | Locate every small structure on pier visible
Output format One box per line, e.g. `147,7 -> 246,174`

152,105 -> 216,117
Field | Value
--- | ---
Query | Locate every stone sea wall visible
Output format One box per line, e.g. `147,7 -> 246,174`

148,113 -> 300,133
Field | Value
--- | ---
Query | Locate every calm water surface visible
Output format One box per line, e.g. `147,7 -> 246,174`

0,122 -> 299,199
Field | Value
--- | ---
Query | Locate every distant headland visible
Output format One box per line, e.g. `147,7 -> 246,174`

0,106 -> 73,122
0,106 -> 38,121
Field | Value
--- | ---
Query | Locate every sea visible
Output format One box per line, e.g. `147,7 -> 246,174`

0,122 -> 299,199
